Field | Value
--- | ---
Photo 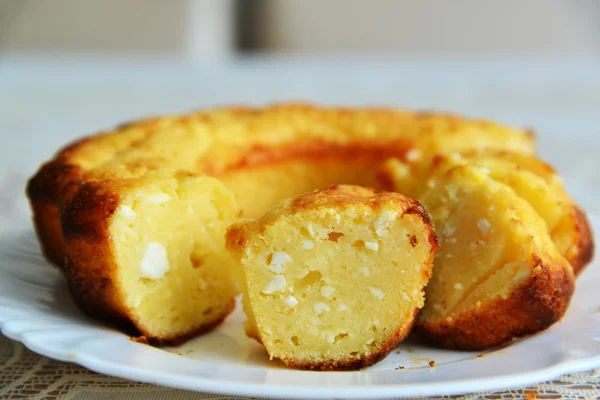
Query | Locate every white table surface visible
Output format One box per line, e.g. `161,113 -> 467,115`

0,56 -> 599,399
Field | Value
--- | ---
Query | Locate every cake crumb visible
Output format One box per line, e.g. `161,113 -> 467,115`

408,234 -> 418,247
395,365 -> 405,370
327,232 -> 344,243
131,336 -> 149,345
525,391 -> 538,400
429,360 -> 436,368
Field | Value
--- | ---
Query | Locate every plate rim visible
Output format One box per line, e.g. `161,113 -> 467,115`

3,323 -> 600,399
0,216 -> 598,399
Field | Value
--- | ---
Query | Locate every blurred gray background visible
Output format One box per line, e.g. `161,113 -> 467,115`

1,0 -> 600,58
1,0 -> 600,226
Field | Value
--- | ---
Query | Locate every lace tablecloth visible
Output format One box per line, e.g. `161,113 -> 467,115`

1,334 -> 600,399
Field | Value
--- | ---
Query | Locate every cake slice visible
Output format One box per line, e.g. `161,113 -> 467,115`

416,165 -> 575,350
376,152 -> 593,274
435,152 -> 593,274
61,172 -> 239,344
226,185 -> 439,370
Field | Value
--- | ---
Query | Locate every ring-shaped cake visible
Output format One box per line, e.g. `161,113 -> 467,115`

26,104 -> 593,349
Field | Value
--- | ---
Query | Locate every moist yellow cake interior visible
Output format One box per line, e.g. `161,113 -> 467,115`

110,173 -> 238,339
232,197 -> 434,365
449,154 -> 577,263
419,166 -> 568,323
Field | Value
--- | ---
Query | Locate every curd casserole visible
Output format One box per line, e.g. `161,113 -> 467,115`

27,104 -> 592,361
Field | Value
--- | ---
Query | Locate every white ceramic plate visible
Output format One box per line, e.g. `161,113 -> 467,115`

0,216 -> 598,400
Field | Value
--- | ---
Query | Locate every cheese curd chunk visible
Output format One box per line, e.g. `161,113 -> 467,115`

226,185 -> 439,370
61,173 -> 239,344
416,166 -> 575,350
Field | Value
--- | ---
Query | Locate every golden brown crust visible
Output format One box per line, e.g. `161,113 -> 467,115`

60,180 -> 130,330
290,184 -> 438,236
227,184 -> 440,261
26,158 -> 84,267
224,225 -> 251,258
290,184 -> 379,211
415,256 -> 575,350
279,308 -> 420,371
569,206 -> 594,275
